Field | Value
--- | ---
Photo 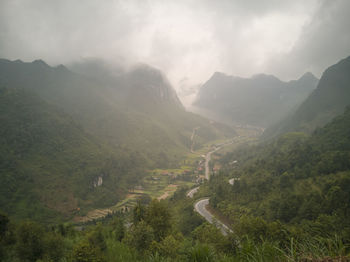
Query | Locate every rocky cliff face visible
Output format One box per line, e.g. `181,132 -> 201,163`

122,64 -> 183,111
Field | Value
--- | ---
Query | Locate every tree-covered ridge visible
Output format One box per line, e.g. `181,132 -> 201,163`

0,87 -> 147,223
208,106 -> 350,241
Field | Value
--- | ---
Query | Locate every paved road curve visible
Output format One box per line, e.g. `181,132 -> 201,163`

187,186 -> 200,198
194,198 -> 232,236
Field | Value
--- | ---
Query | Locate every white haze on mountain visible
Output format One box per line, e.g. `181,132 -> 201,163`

1,0 -> 349,105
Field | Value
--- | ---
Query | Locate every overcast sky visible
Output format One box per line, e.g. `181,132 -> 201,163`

1,0 -> 350,90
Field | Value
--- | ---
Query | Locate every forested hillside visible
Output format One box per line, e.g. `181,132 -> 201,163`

208,106 -> 350,242
0,87 -> 146,223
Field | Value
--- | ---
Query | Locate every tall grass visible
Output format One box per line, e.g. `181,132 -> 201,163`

220,235 -> 350,262
276,235 -> 349,262
103,235 -> 349,262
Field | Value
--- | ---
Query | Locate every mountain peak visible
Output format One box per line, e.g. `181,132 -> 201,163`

128,63 -> 166,84
32,59 -> 49,68
212,71 -> 227,78
124,64 -> 182,109
298,72 -> 318,82
204,72 -> 232,87
55,64 -> 69,73
251,73 -> 282,84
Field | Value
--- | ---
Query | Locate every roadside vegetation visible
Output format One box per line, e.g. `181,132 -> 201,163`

1,187 -> 349,262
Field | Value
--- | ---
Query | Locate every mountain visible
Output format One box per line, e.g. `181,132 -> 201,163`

264,56 -> 350,137
0,87 -> 146,223
0,58 -> 234,168
69,59 -> 182,110
194,71 -> 318,127
121,64 -> 183,110
0,58 -> 234,221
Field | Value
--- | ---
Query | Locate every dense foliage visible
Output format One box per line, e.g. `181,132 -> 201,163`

1,188 -> 348,261
206,107 -> 350,251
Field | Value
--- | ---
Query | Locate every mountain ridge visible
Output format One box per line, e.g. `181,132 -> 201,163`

263,55 -> 350,137
194,71 -> 318,127
0,58 -> 233,164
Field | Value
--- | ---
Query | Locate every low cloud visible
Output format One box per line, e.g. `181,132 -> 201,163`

0,0 -> 349,89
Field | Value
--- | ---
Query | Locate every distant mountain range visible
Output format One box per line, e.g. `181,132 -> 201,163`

194,71 -> 319,127
264,56 -> 350,137
0,58 -> 234,222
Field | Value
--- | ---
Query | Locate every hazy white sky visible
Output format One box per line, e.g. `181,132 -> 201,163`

0,0 -> 349,89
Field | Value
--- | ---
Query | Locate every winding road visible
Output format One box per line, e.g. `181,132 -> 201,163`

186,186 -> 200,198
188,131 -> 261,235
194,198 -> 233,236
188,138 -> 236,235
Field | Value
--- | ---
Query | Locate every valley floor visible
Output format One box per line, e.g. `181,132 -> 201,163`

74,125 -> 260,223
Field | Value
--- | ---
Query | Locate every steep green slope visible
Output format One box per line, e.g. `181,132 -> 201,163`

0,87 -> 146,223
0,59 -> 234,168
194,71 -> 318,127
208,106 -> 350,240
264,56 -> 350,137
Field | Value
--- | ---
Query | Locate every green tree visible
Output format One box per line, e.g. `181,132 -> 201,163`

133,201 -> 146,224
124,220 -> 155,252
189,243 -> 215,262
110,217 -> 125,241
192,223 -> 234,253
73,240 -> 105,262
145,200 -> 172,241
326,186 -> 347,212
15,221 -> 45,261
153,234 -> 182,258
0,212 -> 9,239
87,225 -> 107,252
43,232 -> 65,262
